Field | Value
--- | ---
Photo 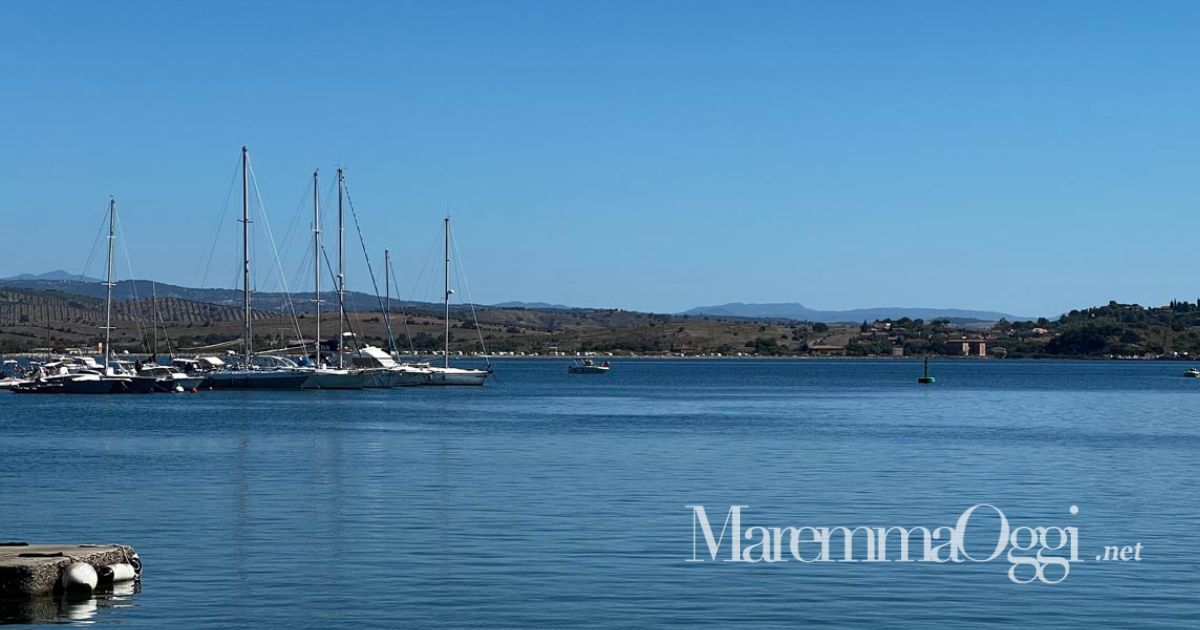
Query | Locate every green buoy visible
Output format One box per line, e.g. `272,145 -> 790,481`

917,356 -> 936,384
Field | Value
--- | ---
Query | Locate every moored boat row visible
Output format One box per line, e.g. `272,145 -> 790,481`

3,147 -> 492,393
6,350 -> 489,393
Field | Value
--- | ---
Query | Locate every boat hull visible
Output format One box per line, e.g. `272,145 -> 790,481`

206,370 -> 310,390
61,377 -> 131,394
301,369 -> 368,390
11,382 -> 65,394
388,367 -> 431,387
427,367 -> 488,386
174,377 -> 205,391
129,376 -> 159,394
151,376 -> 205,392
358,369 -> 394,389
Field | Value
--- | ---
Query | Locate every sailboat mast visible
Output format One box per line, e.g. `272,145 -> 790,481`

241,146 -> 252,366
443,217 -> 450,369
337,168 -> 345,369
104,197 -> 115,372
151,283 -> 158,358
384,248 -> 391,353
313,169 -> 321,368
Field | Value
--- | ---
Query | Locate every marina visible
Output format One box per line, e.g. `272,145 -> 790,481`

4,147 -> 495,394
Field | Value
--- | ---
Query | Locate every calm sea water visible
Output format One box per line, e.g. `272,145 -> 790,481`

1,359 -> 1198,627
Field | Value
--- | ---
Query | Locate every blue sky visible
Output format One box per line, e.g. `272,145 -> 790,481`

2,1 -> 1199,317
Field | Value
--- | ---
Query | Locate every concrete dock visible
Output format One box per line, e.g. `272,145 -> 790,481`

0,543 -> 138,599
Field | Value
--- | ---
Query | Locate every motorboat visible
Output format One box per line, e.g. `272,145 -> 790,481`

61,370 -> 135,394
1185,368 -> 1200,378
567,359 -> 611,374
137,364 -> 205,392
13,358 -> 136,394
0,360 -> 29,389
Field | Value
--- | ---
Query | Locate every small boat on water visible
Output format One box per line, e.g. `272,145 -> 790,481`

1184,368 -> 1200,378
568,359 -> 611,374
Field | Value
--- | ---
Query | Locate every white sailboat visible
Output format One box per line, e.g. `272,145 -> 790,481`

355,248 -> 431,386
350,345 -> 431,386
301,168 -> 367,389
60,198 -> 137,394
427,217 -> 488,386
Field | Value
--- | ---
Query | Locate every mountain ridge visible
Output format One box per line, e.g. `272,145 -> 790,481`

683,302 -> 1030,323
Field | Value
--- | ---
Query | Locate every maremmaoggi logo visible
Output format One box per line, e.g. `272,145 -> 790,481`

686,504 -> 1142,585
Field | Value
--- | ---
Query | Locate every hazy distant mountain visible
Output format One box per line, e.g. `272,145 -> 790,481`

683,302 -> 1029,323
1,269 -> 102,283
491,301 -> 575,310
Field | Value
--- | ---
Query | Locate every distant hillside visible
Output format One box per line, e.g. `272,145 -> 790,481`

3,281 -> 1197,359
0,284 -> 805,356
683,302 -> 1029,323
0,277 -> 449,316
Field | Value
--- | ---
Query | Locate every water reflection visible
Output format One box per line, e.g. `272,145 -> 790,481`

0,582 -> 139,625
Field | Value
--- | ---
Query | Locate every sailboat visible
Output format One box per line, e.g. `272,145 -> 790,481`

302,168 -> 367,389
206,147 -> 311,390
43,199 -> 140,394
349,248 -> 433,386
427,217 -> 489,386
